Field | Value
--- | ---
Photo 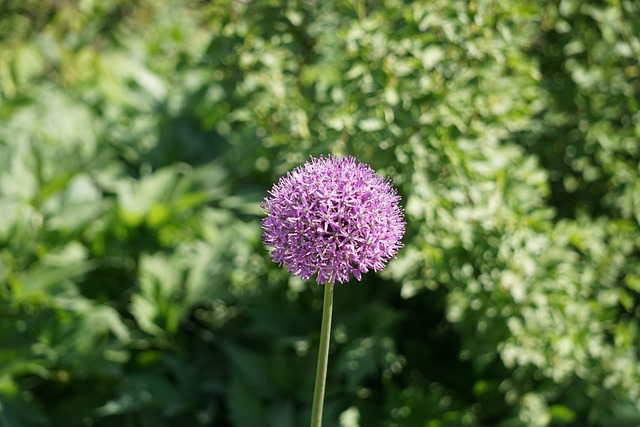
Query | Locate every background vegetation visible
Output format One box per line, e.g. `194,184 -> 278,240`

1,0 -> 639,426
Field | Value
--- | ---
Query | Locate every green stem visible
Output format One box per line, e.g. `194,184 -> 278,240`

356,0 -> 365,20
310,282 -> 335,427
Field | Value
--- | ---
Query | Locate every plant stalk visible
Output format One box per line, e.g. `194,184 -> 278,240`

356,0 -> 365,20
310,282 -> 335,427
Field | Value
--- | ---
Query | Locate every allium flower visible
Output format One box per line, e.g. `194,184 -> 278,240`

261,155 -> 405,284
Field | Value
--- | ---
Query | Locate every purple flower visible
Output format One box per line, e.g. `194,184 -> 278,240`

261,155 -> 405,284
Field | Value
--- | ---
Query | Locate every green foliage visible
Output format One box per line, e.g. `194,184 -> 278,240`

1,0 -> 639,426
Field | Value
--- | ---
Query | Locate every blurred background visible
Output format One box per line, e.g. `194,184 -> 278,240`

1,0 -> 639,426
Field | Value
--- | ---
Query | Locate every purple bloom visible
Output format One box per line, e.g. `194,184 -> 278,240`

261,155 -> 405,284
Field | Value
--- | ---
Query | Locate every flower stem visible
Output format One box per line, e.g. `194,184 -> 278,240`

310,282 -> 335,427
356,0 -> 365,20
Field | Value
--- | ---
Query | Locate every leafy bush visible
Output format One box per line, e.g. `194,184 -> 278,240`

0,1 -> 638,426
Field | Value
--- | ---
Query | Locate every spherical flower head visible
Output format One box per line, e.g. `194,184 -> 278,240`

261,155 -> 405,284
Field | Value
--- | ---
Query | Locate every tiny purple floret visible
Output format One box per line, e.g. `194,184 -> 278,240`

261,155 -> 405,284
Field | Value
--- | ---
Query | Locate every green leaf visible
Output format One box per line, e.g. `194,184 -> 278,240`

0,398 -> 50,427
226,377 -> 266,427
549,405 -> 577,423
222,345 -> 273,399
